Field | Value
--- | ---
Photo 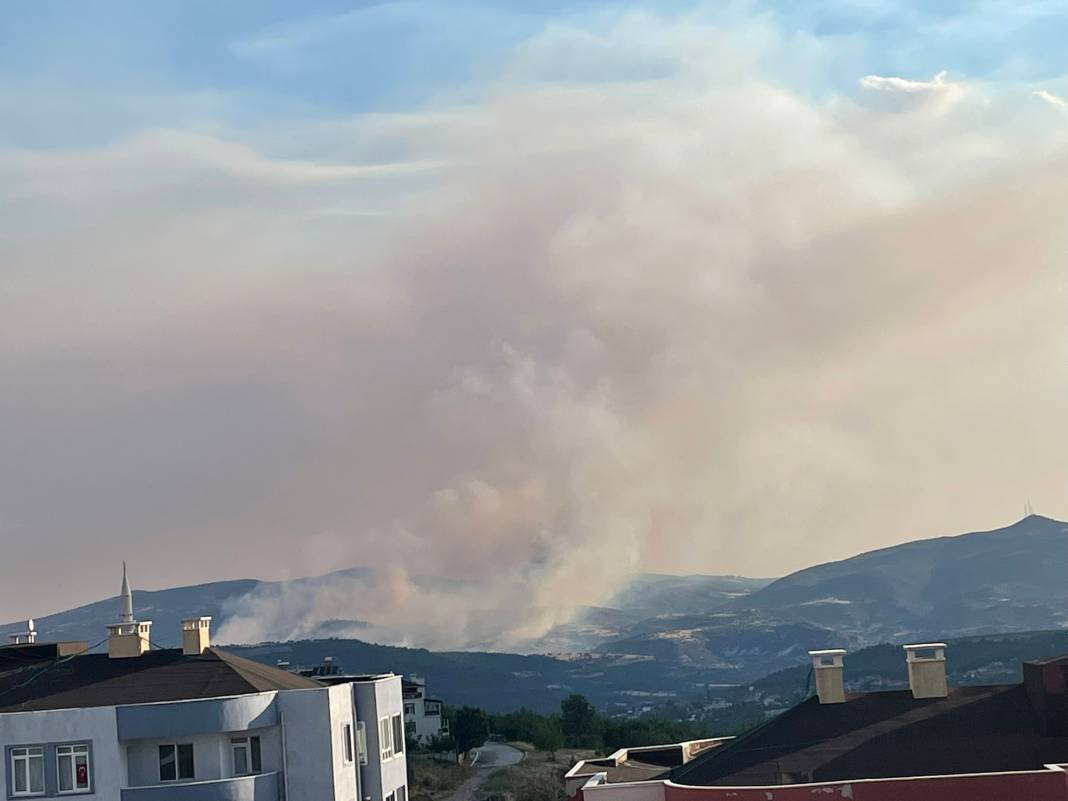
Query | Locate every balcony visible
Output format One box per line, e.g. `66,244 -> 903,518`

117,695 -> 278,741
121,771 -> 280,801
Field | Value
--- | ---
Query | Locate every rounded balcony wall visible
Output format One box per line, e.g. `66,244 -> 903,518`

117,693 -> 279,741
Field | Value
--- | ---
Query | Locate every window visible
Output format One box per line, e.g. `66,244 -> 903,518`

379,717 -> 393,760
231,736 -> 262,776
403,702 -> 416,716
391,714 -> 405,756
385,793 -> 395,801
342,723 -> 354,764
356,721 -> 368,766
11,747 -> 45,796
397,786 -> 407,801
159,743 -> 195,782
56,744 -> 91,794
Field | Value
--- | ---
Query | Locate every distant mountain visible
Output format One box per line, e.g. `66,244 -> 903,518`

0,568 -> 374,649
738,515 -> 1068,642
0,578 -> 262,648
610,574 -> 775,617
226,626 -> 1068,719
223,625 -> 832,714
522,574 -> 775,653
8,515 -> 1068,709
0,568 -> 773,654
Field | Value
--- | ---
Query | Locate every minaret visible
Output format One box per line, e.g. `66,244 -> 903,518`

107,562 -> 152,659
120,561 -> 134,624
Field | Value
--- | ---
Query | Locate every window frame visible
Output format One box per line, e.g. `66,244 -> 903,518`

158,742 -> 195,782
379,717 -> 393,760
356,721 -> 368,766
391,714 -> 405,756
230,735 -> 262,776
341,723 -> 354,765
10,746 -> 45,798
55,743 -> 92,795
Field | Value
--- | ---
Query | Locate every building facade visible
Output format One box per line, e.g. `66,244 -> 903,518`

400,677 -> 448,744
0,569 -> 409,801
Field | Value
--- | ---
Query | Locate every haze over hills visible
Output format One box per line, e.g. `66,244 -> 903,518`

5,515 -> 1067,697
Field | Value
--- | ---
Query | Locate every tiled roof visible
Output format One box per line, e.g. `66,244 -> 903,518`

0,647 -> 321,713
674,684 -> 1068,786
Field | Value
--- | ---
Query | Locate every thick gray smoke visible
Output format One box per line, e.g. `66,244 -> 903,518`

2,16 -> 1067,650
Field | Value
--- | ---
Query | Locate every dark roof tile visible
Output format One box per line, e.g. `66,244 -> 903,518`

0,647 -> 321,713
673,685 -> 1068,786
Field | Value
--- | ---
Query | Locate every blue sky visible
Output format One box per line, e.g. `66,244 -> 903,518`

4,1 -> 1068,149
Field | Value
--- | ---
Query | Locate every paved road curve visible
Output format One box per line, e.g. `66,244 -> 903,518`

473,742 -> 525,769
441,743 -> 525,801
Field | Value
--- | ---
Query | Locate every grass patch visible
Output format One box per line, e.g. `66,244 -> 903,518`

408,757 -> 475,801
480,749 -> 594,801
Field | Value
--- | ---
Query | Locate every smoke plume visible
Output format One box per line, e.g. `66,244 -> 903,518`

2,14 -> 1067,650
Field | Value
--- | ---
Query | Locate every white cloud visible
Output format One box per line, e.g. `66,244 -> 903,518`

858,70 -> 964,103
1033,88 -> 1068,112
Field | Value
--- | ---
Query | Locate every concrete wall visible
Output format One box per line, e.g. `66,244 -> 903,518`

327,685 -> 358,801
124,726 -> 282,786
120,771 -> 279,801
117,693 -> 278,741
0,706 -> 123,799
354,677 -> 407,801
277,688 -> 337,801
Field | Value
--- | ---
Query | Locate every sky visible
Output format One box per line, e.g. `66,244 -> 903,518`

2,1 -> 1068,649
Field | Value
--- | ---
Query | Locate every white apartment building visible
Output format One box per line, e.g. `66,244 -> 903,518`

0,567 -> 409,801
400,677 -> 448,744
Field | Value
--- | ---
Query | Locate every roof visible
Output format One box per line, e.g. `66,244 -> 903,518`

673,684 -> 1068,786
0,647 -> 322,713
602,759 -> 670,783
570,755 -> 671,784
0,642 -> 90,665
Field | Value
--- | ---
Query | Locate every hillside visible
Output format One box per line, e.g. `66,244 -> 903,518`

608,574 -> 775,617
226,627 -> 1068,722
739,515 -> 1068,641
8,515 -> 1068,713
227,638 -> 691,714
0,568 -> 372,649
0,578 -> 261,648
0,569 -> 775,654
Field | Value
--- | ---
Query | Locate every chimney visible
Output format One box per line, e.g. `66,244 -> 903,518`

107,562 -> 152,658
9,619 -> 37,646
181,617 -> 212,655
809,649 -> 847,704
903,643 -> 948,699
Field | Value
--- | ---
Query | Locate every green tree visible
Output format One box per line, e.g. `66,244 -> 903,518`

561,694 -> 599,748
531,717 -> 563,753
452,706 -> 490,758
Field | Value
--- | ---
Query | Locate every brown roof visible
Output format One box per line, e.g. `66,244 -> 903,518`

673,684 -> 1068,786
0,647 -> 321,713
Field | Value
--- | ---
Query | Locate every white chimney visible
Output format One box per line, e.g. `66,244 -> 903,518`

9,619 -> 37,645
181,617 -> 212,656
108,562 -> 152,659
809,649 -> 847,704
903,643 -> 948,699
